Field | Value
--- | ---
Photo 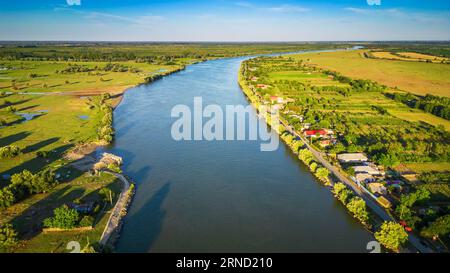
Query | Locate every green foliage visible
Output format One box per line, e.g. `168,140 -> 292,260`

375,221 -> 409,252
333,182 -> 353,205
346,197 -> 370,224
374,152 -> 400,168
420,214 -> 450,239
298,148 -> 314,165
43,205 -> 80,229
310,162 -> 318,172
0,224 -> 18,251
395,188 -> 431,228
0,187 -> 15,209
97,100 -> 115,143
386,92 -> 450,121
79,216 -> 95,227
0,145 -> 20,158
315,167 -> 330,182
0,169 -> 57,209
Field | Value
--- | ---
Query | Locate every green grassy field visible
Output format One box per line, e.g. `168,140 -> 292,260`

0,60 -> 184,94
291,50 -> 450,97
405,162 -> 450,173
0,172 -> 121,253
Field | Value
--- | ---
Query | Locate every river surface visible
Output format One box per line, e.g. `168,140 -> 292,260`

105,51 -> 374,253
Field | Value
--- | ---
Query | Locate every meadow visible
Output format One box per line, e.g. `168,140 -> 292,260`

291,50 -> 450,97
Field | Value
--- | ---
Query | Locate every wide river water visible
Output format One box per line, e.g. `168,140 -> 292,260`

105,52 -> 374,252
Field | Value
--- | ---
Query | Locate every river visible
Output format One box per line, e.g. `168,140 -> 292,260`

104,51 -> 374,253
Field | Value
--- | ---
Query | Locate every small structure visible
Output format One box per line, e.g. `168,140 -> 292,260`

319,140 -> 331,147
93,153 -> 123,171
250,76 -> 258,82
304,129 -> 328,138
269,95 -> 284,104
352,165 -> 382,176
69,202 -> 95,214
337,153 -> 368,163
355,173 -> 375,183
290,114 -> 303,122
368,183 -> 387,195
302,123 -> 311,130
377,196 -> 392,209
257,84 -> 270,90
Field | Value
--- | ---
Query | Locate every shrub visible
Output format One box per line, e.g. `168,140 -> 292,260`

0,224 -> 18,251
79,216 -> 95,227
0,145 -> 20,158
0,188 -> 15,209
43,205 -> 80,229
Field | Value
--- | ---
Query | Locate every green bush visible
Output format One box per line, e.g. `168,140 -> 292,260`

0,224 -> 18,251
43,205 -> 80,229
0,145 -> 20,158
79,216 -> 95,227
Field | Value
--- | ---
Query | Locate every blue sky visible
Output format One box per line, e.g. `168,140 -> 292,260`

0,0 -> 449,41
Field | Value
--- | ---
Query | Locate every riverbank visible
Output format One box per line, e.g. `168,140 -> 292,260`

238,56 -> 437,253
99,172 -> 135,250
238,60 -> 396,246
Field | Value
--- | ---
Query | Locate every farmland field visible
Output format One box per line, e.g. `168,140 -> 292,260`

292,50 -> 450,97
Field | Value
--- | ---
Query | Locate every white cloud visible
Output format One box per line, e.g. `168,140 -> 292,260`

265,5 -> 310,13
367,0 -> 381,6
66,0 -> 81,6
236,2 -> 310,13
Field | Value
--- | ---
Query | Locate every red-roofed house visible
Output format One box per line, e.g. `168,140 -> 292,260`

304,129 -> 327,138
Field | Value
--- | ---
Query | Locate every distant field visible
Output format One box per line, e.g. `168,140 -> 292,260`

405,162 -> 450,173
371,51 -> 412,61
292,50 -> 450,97
0,60 -> 184,95
269,71 -> 349,87
398,52 -> 449,62
388,108 -> 450,131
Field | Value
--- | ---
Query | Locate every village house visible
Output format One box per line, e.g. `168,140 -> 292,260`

69,201 -> 96,214
368,183 -> 387,195
302,123 -> 311,130
319,140 -> 331,147
352,165 -> 382,176
355,173 -> 376,183
304,129 -> 329,138
269,96 -> 284,104
250,76 -> 258,82
257,84 -> 270,89
337,153 -> 368,164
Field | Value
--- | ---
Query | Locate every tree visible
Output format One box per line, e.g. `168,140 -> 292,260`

0,145 -> 20,158
43,205 -> 80,229
0,188 -> 15,209
375,221 -> 408,252
421,214 -> 450,240
396,188 -> 430,228
310,162 -> 318,172
316,167 -> 329,181
333,183 -> 347,197
347,197 -> 369,224
0,224 -> 18,251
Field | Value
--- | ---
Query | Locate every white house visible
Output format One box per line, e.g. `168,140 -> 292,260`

352,165 -> 382,176
337,153 -> 368,163
355,173 -> 375,183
